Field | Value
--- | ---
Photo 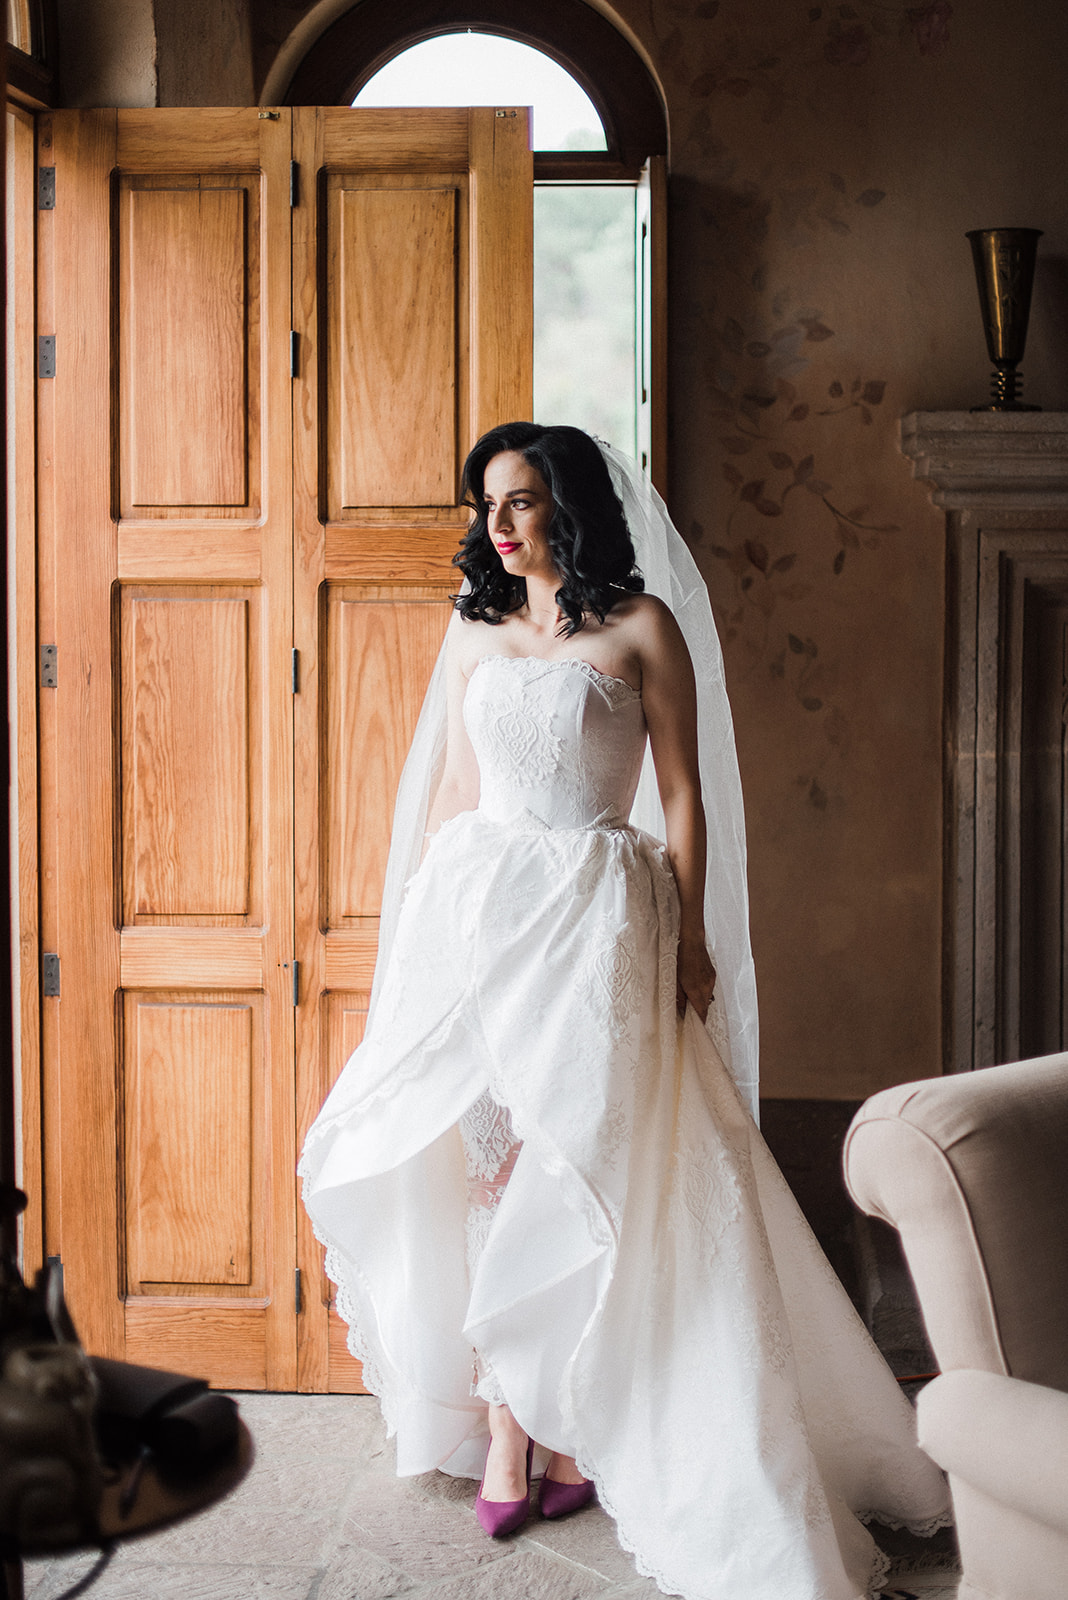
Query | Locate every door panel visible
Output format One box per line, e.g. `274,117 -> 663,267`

330,184 -> 459,510
118,180 -> 257,513
123,994 -> 257,1289
40,104 -> 531,1389
121,593 -> 255,921
323,588 -> 453,924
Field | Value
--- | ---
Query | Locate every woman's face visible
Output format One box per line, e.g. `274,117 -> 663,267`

482,451 -> 558,584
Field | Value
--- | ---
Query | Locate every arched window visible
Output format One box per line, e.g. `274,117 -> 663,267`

353,33 -> 607,152
279,0 -> 667,477
282,0 -> 666,180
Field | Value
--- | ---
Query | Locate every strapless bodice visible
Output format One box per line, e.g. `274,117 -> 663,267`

463,655 -> 647,830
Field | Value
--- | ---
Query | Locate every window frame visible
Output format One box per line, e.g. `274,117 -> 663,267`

281,0 -> 667,182
6,0 -> 56,108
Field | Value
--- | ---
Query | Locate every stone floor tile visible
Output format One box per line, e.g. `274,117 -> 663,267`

525,1504 -> 639,1583
232,1394 -> 385,1463
22,1550 -> 102,1600
407,1469 -> 480,1507
228,1454 -> 362,1513
81,1563 -> 317,1599
315,1547 -> 416,1600
412,1549 -> 609,1600
115,1504 -> 337,1565
334,1479 -> 513,1583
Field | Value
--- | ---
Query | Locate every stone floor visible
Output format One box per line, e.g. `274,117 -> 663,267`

22,1394 -> 961,1600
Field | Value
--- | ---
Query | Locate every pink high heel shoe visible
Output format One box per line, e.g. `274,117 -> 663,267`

539,1471 -> 595,1520
475,1435 -> 535,1537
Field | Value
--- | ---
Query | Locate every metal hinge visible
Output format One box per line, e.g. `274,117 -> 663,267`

290,160 -> 300,208
291,648 -> 300,693
42,953 -> 60,997
40,645 -> 57,687
290,331 -> 299,378
292,960 -> 300,1008
37,166 -> 55,209
38,336 -> 55,379
294,1266 -> 303,1314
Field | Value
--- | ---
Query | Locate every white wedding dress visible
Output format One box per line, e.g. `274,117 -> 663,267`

299,652 -> 950,1600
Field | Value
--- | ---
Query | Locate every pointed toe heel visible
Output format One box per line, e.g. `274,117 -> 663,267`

475,1436 -> 534,1537
538,1475 -> 595,1519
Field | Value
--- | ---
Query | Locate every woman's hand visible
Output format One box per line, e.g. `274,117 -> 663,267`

677,934 -> 716,1022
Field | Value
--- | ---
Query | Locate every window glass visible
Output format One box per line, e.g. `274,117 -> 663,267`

353,31 -> 606,151
534,187 -> 637,456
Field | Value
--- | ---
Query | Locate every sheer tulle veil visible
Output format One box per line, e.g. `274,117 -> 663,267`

370,438 -> 759,1120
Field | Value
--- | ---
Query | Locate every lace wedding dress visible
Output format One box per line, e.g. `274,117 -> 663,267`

299,652 -> 949,1600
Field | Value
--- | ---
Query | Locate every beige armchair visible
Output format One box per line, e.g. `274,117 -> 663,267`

843,1053 -> 1068,1600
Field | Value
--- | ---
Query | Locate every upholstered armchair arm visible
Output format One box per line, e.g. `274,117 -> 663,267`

917,1369 -> 1068,1536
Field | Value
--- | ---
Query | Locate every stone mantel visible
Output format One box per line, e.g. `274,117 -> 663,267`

900,411 -> 1068,507
905,411 -> 1068,1075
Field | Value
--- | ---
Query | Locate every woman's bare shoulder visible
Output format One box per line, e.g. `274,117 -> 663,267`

608,591 -> 683,646
447,610 -> 502,677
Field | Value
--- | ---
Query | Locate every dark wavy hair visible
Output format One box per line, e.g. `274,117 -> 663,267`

454,422 -> 644,636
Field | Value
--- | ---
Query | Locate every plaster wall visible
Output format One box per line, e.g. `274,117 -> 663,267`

56,0 -> 157,107
615,0 -> 1068,1096
155,0 -> 254,106
53,0 -> 1068,1097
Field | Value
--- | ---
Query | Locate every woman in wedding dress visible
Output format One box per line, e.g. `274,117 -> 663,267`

299,423 -> 949,1600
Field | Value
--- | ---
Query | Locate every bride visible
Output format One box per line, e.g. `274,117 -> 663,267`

299,423 -> 949,1600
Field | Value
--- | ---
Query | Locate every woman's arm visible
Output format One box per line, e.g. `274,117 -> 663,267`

423,617 -> 481,840
634,598 -> 717,1021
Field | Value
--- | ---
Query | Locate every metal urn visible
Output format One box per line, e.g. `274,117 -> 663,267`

966,227 -> 1043,411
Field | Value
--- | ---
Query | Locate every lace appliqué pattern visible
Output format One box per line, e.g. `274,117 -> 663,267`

461,1092 -> 522,1406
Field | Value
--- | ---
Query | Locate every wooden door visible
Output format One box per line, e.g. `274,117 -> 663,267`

37,106 -> 531,1389
290,108 -> 532,1391
40,109 -> 296,1385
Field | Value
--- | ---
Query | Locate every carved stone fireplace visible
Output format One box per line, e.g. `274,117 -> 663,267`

902,413 -> 1068,1072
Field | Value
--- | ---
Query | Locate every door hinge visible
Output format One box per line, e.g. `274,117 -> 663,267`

291,648 -> 300,693
294,1266 -> 303,1314
37,166 -> 55,209
292,960 -> 300,1007
38,335 -> 56,379
42,952 -> 60,997
290,160 -> 300,208
290,331 -> 299,378
39,645 -> 57,687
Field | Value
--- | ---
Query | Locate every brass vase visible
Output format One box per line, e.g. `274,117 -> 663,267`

966,227 -> 1043,411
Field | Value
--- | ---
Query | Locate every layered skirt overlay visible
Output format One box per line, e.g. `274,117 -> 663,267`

300,655 -> 948,1600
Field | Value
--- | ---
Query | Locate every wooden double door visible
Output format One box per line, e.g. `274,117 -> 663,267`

35,106 -> 532,1389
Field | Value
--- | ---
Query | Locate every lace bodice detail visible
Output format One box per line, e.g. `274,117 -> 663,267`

464,655 -> 647,830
